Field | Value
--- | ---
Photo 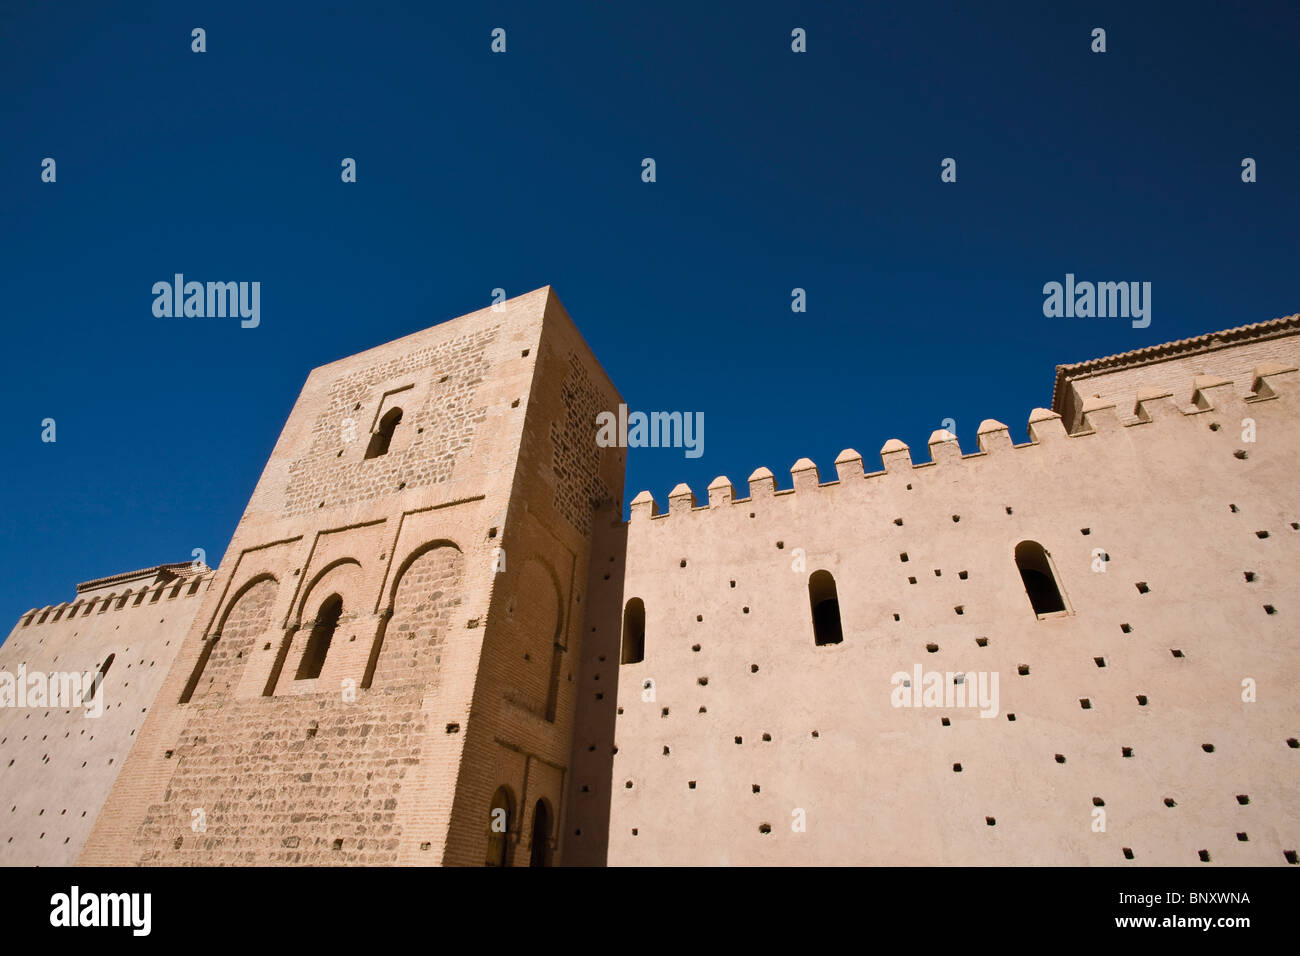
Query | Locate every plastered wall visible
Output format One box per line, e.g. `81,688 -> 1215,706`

0,565 -> 211,865
569,358 -> 1300,866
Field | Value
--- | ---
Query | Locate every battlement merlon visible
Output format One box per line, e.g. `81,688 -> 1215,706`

629,361 -> 1299,520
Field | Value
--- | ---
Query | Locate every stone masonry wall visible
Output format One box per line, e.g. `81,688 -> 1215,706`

439,292 -> 625,866
80,289 -> 552,866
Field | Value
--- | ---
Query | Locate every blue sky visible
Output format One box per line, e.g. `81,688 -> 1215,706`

1,1 -> 1297,627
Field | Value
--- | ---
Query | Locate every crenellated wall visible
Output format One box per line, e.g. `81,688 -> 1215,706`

567,355 -> 1300,865
0,563 -> 213,865
7,296 -> 1298,868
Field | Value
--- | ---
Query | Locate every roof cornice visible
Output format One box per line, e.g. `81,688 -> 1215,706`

76,561 -> 211,594
1052,313 -> 1300,412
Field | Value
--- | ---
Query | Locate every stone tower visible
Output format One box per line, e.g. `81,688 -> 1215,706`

78,287 -> 624,866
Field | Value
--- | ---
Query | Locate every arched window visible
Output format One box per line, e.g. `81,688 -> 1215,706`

87,653 -> 114,702
485,786 -> 515,867
809,570 -> 843,645
365,407 -> 403,459
620,598 -> 645,664
296,594 -> 342,680
182,575 -> 278,704
1015,540 -> 1067,615
529,799 -> 552,867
